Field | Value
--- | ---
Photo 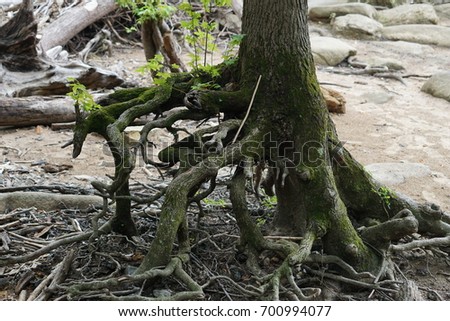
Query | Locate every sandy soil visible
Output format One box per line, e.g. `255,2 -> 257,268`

322,40 -> 450,212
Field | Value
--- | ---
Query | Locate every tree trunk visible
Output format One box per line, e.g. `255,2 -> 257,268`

38,0 -> 118,52
0,96 -> 76,126
0,4 -> 42,71
238,0 -> 379,271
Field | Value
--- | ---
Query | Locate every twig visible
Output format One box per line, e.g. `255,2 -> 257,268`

35,249 -> 76,301
307,253 -> 376,280
65,256 -> 183,296
232,75 -> 262,144
304,266 -> 398,293
390,235 -> 450,252
202,275 -> 262,297
0,225 -> 108,267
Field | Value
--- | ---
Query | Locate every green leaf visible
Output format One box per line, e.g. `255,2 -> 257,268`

66,79 -> 101,112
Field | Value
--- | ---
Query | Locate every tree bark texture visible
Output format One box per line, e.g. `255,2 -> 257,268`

238,0 -> 379,270
38,0 -> 118,52
0,5 -> 43,71
0,96 -> 76,126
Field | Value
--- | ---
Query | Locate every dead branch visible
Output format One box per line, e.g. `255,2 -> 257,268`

28,249 -> 76,301
39,0 -> 118,52
390,235 -> 450,252
0,228 -> 99,267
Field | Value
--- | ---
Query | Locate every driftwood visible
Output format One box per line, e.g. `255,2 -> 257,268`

2,60 -> 123,97
38,0 -> 118,53
0,96 -> 76,126
232,0 -> 243,18
0,3 -> 123,98
0,3 -> 43,71
0,191 -> 104,212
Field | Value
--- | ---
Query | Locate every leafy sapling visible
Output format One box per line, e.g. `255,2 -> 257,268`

66,78 -> 101,112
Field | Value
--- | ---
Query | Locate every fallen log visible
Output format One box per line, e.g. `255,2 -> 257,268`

0,96 -> 76,126
38,0 -> 118,52
0,192 -> 104,212
0,2 -> 123,97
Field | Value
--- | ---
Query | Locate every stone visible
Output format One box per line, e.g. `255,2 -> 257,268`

375,4 -> 439,26
435,3 -> 450,22
332,14 -> 383,38
372,41 -> 434,56
360,91 -> 394,105
421,72 -> 450,102
321,86 -> 346,113
310,36 -> 357,66
365,163 -> 431,185
309,3 -> 378,21
366,0 -> 408,7
381,25 -> 450,47
435,3 -> 450,17
363,57 -> 405,71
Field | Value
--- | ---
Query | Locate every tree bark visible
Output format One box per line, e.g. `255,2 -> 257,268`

0,4 -> 42,71
38,0 -> 118,52
0,96 -> 76,126
238,0 -> 379,271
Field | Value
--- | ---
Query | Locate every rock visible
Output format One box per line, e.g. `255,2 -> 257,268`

332,14 -> 383,38
435,3 -> 450,22
349,55 -> 405,70
360,91 -> 394,105
421,72 -> 450,102
366,0 -> 408,7
309,3 -> 377,21
381,25 -> 450,47
363,57 -> 405,71
373,41 -> 434,56
375,4 -> 439,26
310,36 -> 357,66
321,86 -> 346,113
42,163 -> 73,173
435,3 -> 450,17
365,163 -> 431,185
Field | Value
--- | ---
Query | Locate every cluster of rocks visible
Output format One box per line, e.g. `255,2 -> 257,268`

309,2 -> 450,103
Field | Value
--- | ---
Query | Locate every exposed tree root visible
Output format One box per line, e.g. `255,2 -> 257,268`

65,255 -> 204,301
2,47 -> 450,301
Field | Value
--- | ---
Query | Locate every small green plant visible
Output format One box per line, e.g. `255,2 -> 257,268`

222,33 -> 245,64
261,195 -> 278,209
66,78 -> 101,112
373,186 -> 392,209
122,0 -> 235,86
136,54 -> 180,85
179,0 -> 231,71
191,81 -> 221,91
116,0 -> 176,25
202,198 -> 227,208
256,217 -> 266,227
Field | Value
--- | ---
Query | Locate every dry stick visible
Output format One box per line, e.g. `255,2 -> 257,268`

304,266 -> 398,293
390,235 -> 450,252
35,249 -> 76,301
232,75 -> 262,144
0,230 -> 93,267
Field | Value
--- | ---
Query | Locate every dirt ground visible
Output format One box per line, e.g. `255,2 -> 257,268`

1,26 -> 450,300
